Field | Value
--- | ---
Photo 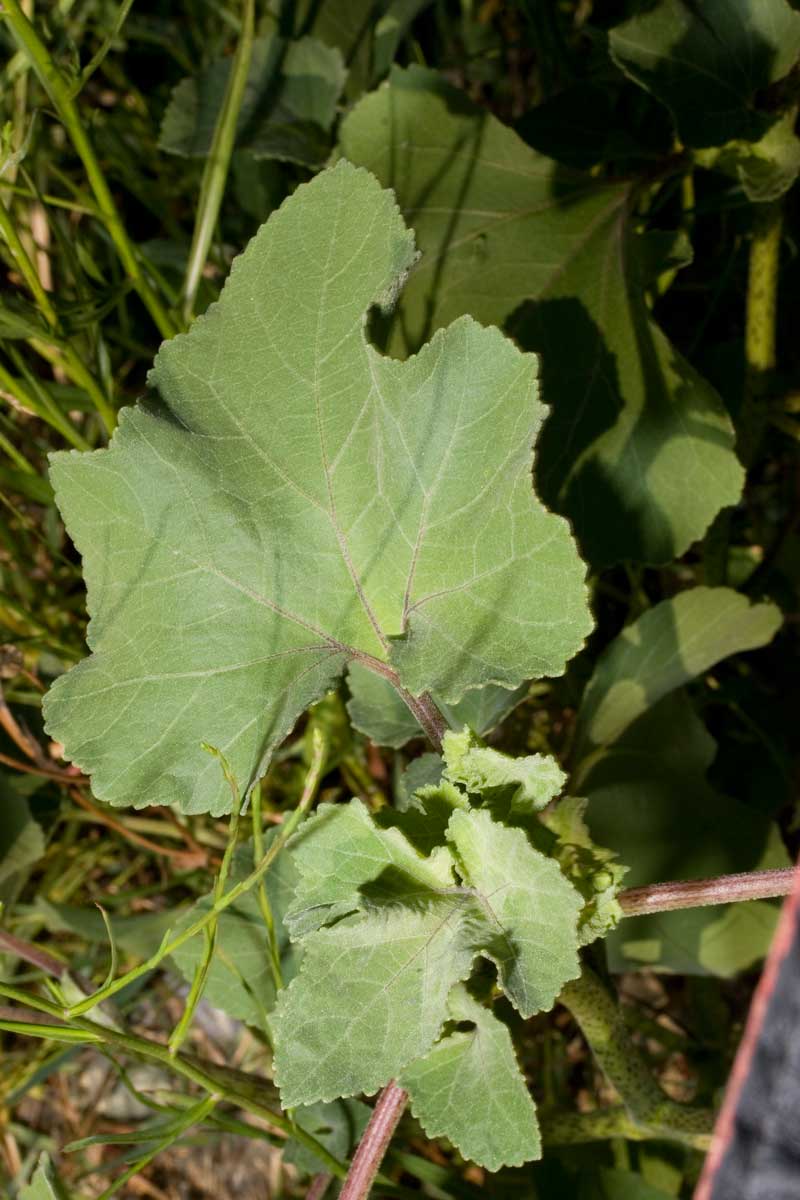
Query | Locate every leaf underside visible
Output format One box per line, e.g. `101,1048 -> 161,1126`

44,162 -> 590,815
273,800 -> 581,1107
399,984 -> 541,1171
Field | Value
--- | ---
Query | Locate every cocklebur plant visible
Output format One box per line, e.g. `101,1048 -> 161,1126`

26,161 -> 789,1190
38,162 -> 610,1170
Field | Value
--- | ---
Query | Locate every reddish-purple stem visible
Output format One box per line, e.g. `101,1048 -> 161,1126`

305,1173 -> 332,1200
619,867 -> 796,917
336,1081 -> 408,1200
0,928 -> 67,978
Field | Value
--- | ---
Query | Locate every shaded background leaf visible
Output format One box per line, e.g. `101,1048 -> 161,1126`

339,66 -> 744,566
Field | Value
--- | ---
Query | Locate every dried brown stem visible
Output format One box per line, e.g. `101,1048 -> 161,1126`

69,787 -> 207,868
619,867 -> 796,917
0,749 -> 85,782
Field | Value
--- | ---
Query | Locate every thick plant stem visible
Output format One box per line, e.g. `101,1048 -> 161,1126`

619,867 -> 796,917
337,1081 -> 409,1200
181,0 -> 255,322
560,965 -> 713,1149
1,0 -> 177,341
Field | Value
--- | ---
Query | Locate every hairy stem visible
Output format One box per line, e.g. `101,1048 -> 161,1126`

306,1174 -> 332,1200
619,867 -> 796,917
337,1081 -> 409,1200
560,964 -> 713,1149
354,652 -> 447,751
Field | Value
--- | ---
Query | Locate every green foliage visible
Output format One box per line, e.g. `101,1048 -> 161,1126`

2,0 -> 799,1194
159,34 -> 346,167
442,727 -> 565,812
339,66 -> 744,566
585,692 -> 789,975
0,779 -> 45,905
43,162 -> 590,816
609,0 -> 800,148
346,659 -> 526,747
399,984 -> 540,1170
18,1156 -> 68,1200
573,587 -> 782,763
170,838 -> 299,1027
274,787 -> 583,1142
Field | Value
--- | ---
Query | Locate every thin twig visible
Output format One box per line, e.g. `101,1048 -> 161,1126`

69,787 -> 207,868
0,928 -> 67,977
337,1081 -> 408,1200
0,749 -> 85,782
619,867 -> 796,917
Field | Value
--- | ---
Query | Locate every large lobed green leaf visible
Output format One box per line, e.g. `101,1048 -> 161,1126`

273,889 -> 485,1105
339,67 -> 744,566
44,162 -> 590,815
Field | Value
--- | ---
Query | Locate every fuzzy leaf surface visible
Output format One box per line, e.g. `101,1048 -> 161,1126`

447,808 -> 582,1016
284,797 -> 455,936
339,67 -> 744,566
609,0 -> 800,148
272,892 -> 485,1105
442,727 -> 565,812
399,985 -> 540,1170
44,162 -> 590,815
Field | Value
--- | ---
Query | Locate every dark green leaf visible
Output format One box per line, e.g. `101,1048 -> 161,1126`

585,692 -> 790,976
339,67 -> 744,565
609,0 -> 800,148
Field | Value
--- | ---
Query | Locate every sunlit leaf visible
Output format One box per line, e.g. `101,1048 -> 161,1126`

44,162 -> 590,815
